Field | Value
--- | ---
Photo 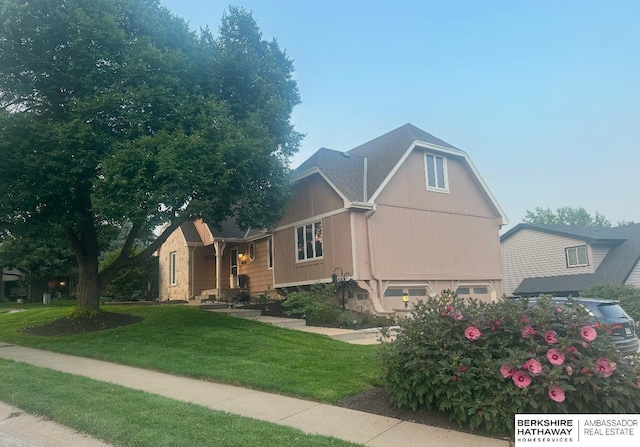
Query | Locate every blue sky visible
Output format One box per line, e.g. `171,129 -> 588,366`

161,0 -> 640,229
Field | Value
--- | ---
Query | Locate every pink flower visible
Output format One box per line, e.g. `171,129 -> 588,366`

520,315 -> 530,324
565,365 -> 573,376
521,326 -> 537,339
464,326 -> 482,341
555,307 -> 563,313
548,385 -> 565,403
580,325 -> 597,342
546,348 -> 565,366
523,358 -> 543,375
566,346 -> 578,357
460,365 -> 467,372
452,312 -> 464,321
440,311 -> 447,317
581,367 -> 591,376
595,358 -> 615,378
512,370 -> 532,388
636,380 -> 640,389
545,330 -> 559,344
500,364 -> 515,378
451,375 -> 458,381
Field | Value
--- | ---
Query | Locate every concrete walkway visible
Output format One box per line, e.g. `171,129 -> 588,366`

0,344 -> 508,447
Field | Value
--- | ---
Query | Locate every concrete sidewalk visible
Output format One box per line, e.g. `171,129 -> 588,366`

0,345 -> 508,447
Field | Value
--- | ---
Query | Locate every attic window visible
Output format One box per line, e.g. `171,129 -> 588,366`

425,153 -> 448,193
566,245 -> 589,267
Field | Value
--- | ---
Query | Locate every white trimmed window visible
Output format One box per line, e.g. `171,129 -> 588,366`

296,221 -> 323,261
248,242 -> 256,261
425,152 -> 448,192
169,251 -> 177,285
566,245 -> 589,267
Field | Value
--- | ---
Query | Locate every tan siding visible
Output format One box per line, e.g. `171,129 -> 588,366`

192,245 -> 216,295
277,174 -> 344,226
376,151 -> 499,218
238,238 -> 275,295
352,211 -> 372,279
501,229 -> 596,297
274,211 -> 353,286
625,261 -> 640,288
590,245 -> 610,271
193,219 -> 213,245
158,228 -> 191,301
368,205 -> 502,280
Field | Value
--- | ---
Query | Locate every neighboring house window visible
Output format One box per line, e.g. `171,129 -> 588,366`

248,242 -> 256,261
566,245 -> 589,267
425,152 -> 448,192
296,221 -> 323,261
456,287 -> 470,295
267,237 -> 274,269
169,252 -> 177,285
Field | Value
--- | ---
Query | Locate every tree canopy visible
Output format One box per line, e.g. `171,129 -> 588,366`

0,0 -> 301,310
523,207 -> 611,226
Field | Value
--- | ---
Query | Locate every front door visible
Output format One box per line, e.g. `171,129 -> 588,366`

230,247 -> 238,288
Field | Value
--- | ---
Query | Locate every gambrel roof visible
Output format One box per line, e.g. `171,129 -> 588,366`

293,123 -> 508,223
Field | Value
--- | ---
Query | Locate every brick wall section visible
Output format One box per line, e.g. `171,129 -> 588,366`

158,229 -> 191,301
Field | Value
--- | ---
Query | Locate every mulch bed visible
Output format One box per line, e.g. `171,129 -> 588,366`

23,312 -> 143,336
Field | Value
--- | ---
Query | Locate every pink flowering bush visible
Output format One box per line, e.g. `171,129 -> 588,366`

380,293 -> 640,436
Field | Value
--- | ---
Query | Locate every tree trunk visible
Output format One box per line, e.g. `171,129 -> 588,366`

76,254 -> 101,311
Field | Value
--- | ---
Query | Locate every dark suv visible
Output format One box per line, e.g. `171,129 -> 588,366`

522,297 -> 639,356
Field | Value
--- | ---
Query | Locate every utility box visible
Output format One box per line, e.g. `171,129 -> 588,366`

43,292 -> 51,305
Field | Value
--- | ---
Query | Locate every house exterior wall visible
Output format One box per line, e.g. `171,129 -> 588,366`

355,148 -> 503,306
625,260 -> 640,288
376,151 -> 498,218
501,229 -> 599,297
192,245 -> 216,295
158,228 -> 191,301
273,210 -> 353,287
590,245 -> 611,271
237,237 -> 276,296
277,173 -> 344,226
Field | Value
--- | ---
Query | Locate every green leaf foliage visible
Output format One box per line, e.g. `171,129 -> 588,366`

523,206 -> 611,226
0,0 -> 301,309
380,293 -> 640,437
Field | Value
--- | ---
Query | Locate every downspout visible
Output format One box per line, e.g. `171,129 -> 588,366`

189,246 -> 194,300
365,208 -> 387,314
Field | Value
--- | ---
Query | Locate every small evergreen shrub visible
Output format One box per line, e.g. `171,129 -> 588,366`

380,293 -> 640,436
282,284 -> 338,325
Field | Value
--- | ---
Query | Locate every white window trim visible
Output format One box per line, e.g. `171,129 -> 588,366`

169,252 -> 177,286
295,221 -> 324,263
383,284 -> 436,298
566,245 -> 589,268
424,152 -> 449,193
248,242 -> 256,262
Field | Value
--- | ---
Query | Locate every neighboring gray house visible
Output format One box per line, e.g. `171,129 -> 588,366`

501,223 -> 640,297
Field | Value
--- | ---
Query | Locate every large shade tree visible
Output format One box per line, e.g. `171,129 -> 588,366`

0,0 -> 301,310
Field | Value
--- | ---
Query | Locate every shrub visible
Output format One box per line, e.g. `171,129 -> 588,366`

100,250 -> 158,302
580,283 -> 640,322
282,284 -> 339,325
380,293 -> 640,437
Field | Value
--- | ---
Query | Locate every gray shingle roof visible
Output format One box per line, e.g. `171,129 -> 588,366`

180,221 -> 202,244
501,223 -> 627,244
293,123 -> 463,202
511,223 -> 640,295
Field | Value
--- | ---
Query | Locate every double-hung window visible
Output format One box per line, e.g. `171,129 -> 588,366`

425,152 -> 448,192
296,221 -> 323,261
566,245 -> 589,267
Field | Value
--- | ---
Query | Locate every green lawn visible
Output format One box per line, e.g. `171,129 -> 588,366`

0,359 -> 362,447
0,302 -> 381,403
